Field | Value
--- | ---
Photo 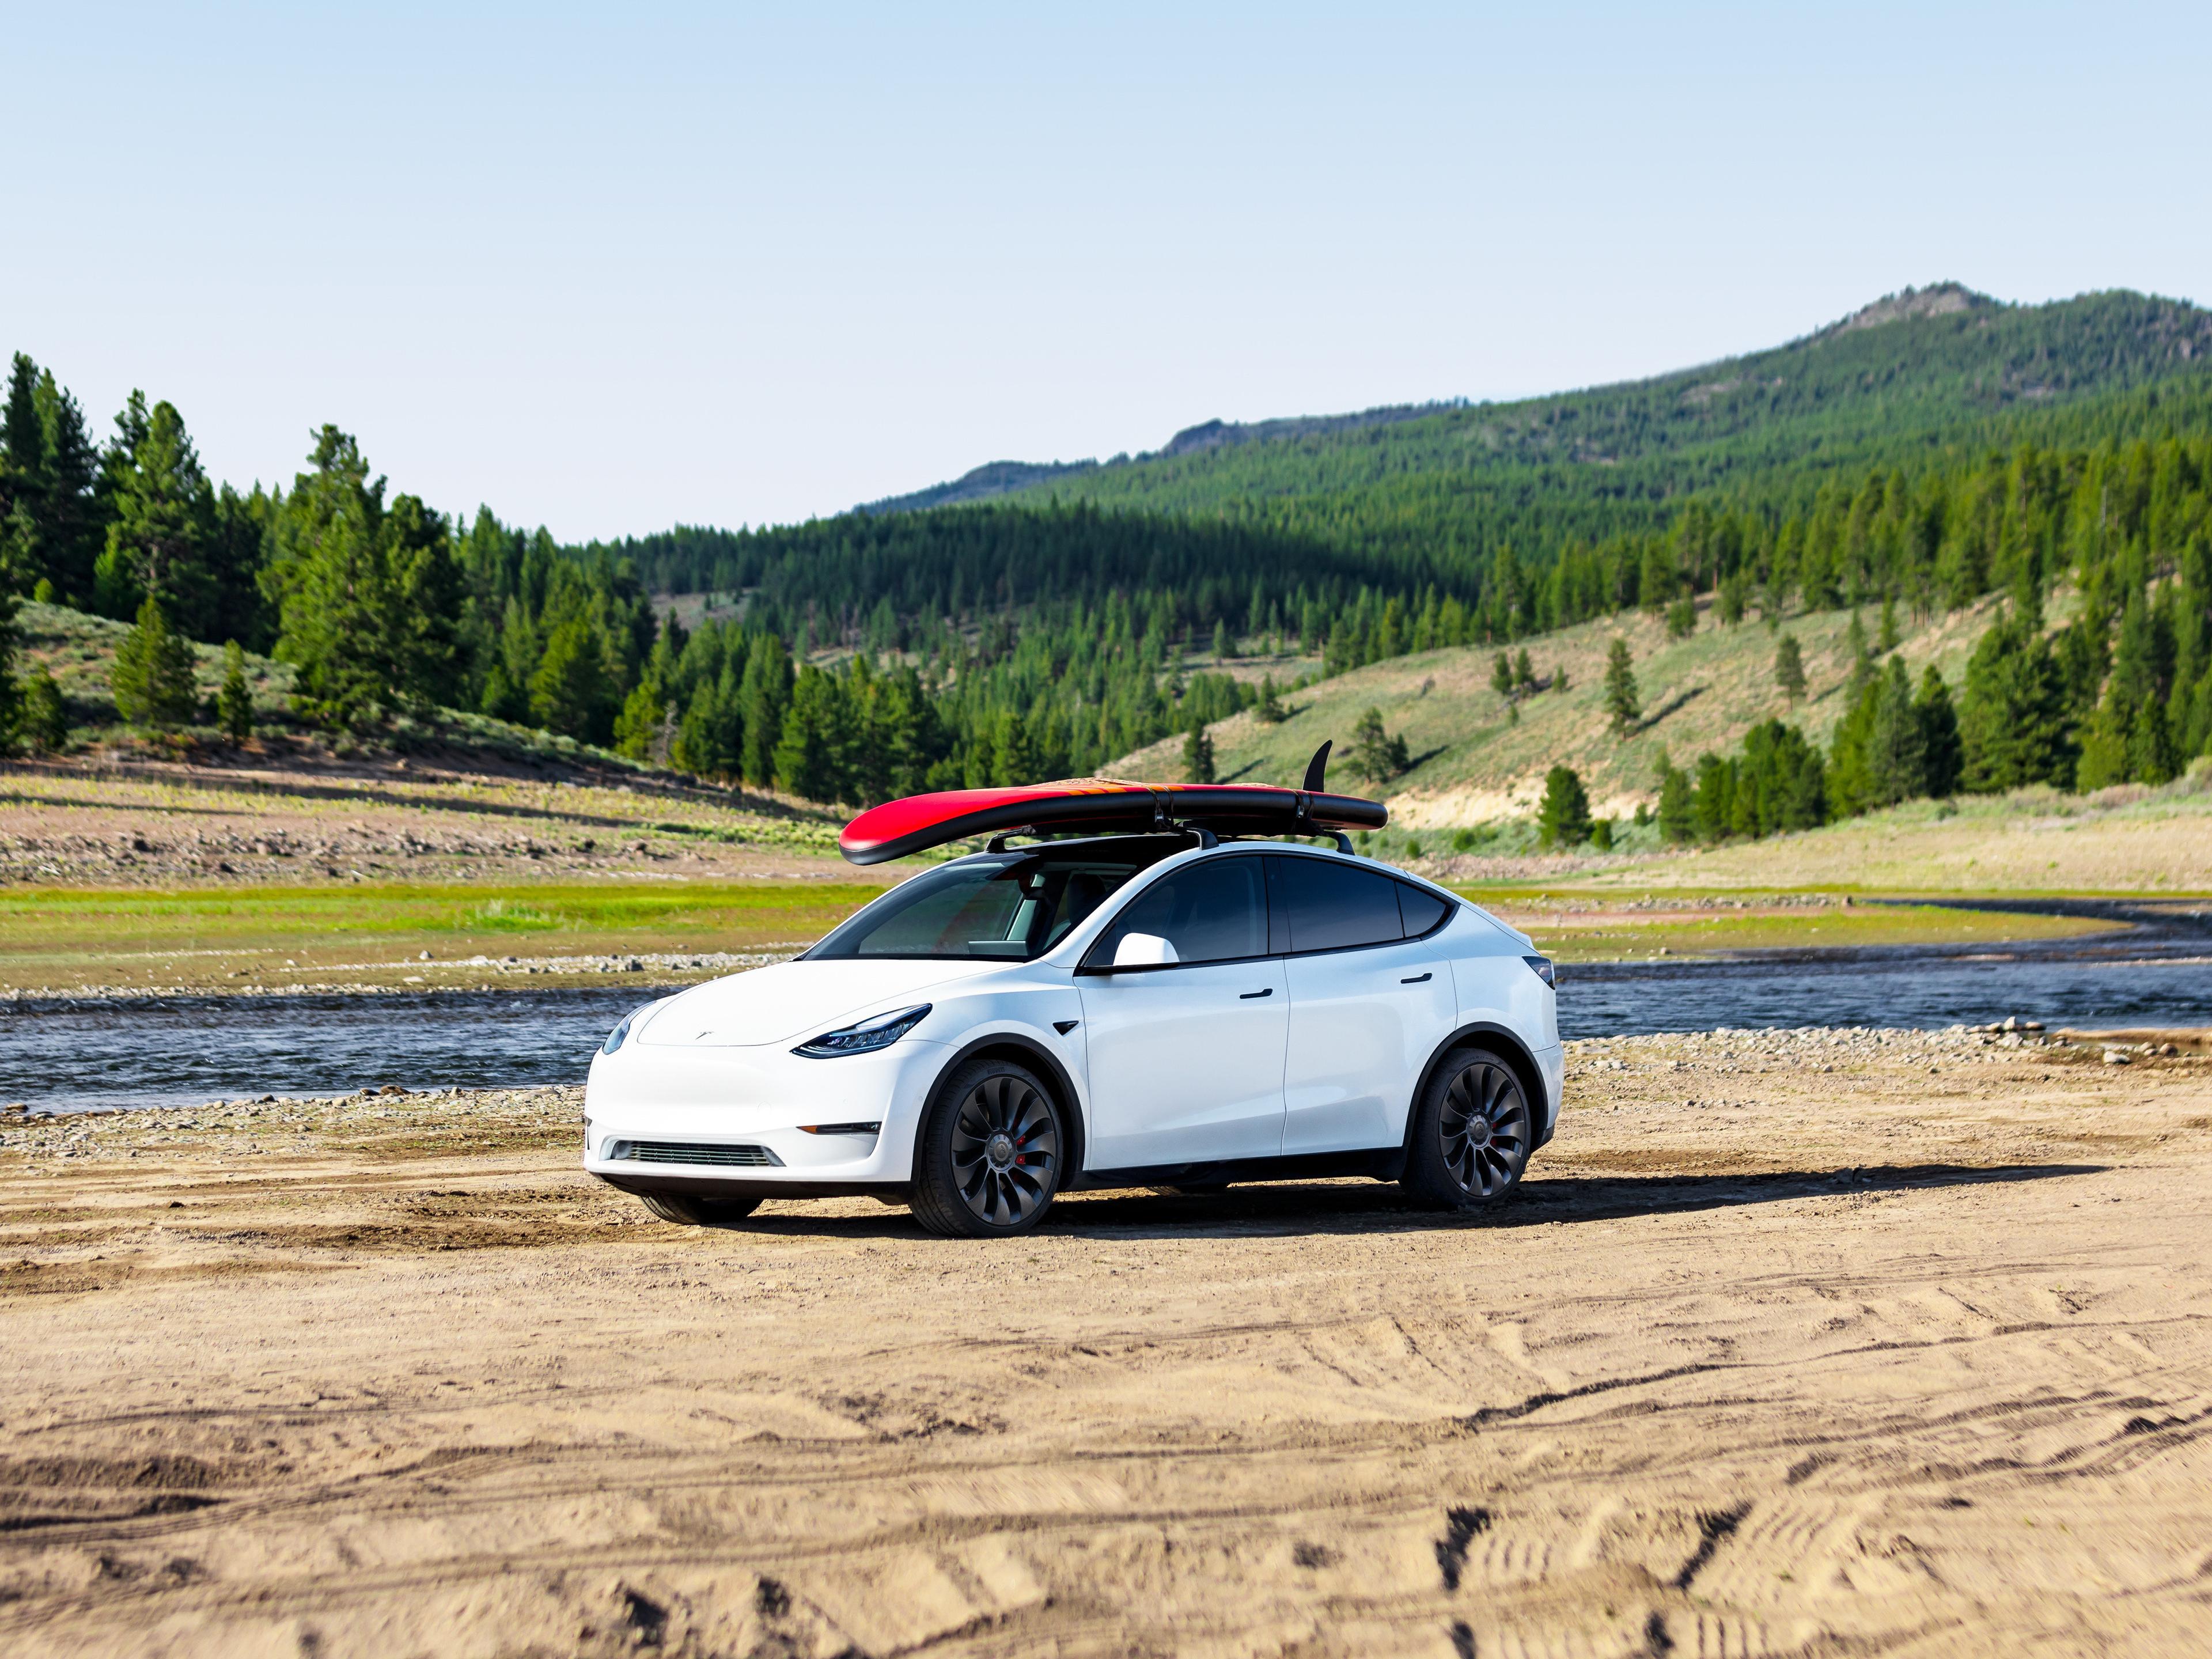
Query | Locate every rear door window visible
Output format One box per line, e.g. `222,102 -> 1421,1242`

1272,856 -> 1406,954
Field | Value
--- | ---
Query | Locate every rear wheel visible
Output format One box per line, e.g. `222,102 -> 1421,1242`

638,1191 -> 763,1227
911,1058 -> 1065,1238
1402,1047 -> 1533,1210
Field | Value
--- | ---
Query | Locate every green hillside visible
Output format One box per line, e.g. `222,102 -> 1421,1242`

594,286 -> 2212,649
1111,597 -> 2015,823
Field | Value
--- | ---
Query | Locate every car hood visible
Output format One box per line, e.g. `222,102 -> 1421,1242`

634,957 -> 997,1048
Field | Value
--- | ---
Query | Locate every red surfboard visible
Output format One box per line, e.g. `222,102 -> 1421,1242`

839,773 -> 1388,865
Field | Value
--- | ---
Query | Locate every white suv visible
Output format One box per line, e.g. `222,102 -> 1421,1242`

584,832 -> 1560,1236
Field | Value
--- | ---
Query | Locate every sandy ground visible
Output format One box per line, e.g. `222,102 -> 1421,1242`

3,1030 -> 2209,1657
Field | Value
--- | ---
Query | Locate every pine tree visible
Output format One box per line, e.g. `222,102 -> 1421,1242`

773,666 -> 849,800
1837,616 -> 1868,694
1603,637 -> 1640,734
1878,594 -> 1900,652
612,679 -> 668,762
1,357 -> 48,600
22,662 -> 66,752
1491,652 -> 1513,698
2079,586 -> 2177,788
1865,656 -> 1926,807
1348,707 -> 1409,784
1958,617 -> 2071,791
1665,596 -> 1696,639
1692,753 -> 1733,841
529,616 -> 612,739
1182,718 -> 1215,783
1,354 -> 39,484
1536,766 -> 1592,847
99,397 -> 218,635
2,361 -> 106,607
673,676 -> 737,777
2126,699 -> 2177,785
1717,570 -> 1748,626
1774,634 -> 1806,706
1211,618 -> 1232,661
1915,665 -> 1961,797
111,594 -> 199,728
738,633 -> 793,786
264,428 -> 464,727
1253,673 -> 1287,723
215,640 -> 254,744
1513,647 -> 1535,690
990,709 -> 1040,785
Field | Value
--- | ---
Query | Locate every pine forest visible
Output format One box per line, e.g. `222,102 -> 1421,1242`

5,283 -> 2212,841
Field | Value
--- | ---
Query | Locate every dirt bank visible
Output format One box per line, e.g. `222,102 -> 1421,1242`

2,1030 -> 2208,1656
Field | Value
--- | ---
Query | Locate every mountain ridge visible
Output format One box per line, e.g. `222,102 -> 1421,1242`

856,284 -> 2211,522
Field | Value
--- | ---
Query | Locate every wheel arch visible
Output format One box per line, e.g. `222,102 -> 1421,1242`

909,1031 -> 1089,1183
1401,1021 -> 1551,1158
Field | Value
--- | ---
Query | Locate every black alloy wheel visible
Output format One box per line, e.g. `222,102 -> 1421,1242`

1403,1048 -> 1533,1209
638,1191 -> 763,1226
912,1058 -> 1065,1237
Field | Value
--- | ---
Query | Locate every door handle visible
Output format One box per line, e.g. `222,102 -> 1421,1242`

1239,987 -> 1274,999
1400,972 -> 1433,984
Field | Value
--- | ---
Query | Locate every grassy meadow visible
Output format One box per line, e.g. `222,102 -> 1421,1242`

0,881 -> 887,993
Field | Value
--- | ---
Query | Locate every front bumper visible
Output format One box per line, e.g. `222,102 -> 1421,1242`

582,1033 -> 951,1193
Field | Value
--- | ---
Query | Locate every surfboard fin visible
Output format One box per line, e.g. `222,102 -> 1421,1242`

1302,740 -> 1331,794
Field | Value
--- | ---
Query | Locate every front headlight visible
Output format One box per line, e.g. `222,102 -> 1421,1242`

600,1000 -> 660,1056
793,1003 -> 932,1059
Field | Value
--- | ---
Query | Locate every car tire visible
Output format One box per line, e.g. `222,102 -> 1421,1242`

1402,1046 -> 1534,1210
638,1191 -> 763,1227
911,1057 -> 1066,1238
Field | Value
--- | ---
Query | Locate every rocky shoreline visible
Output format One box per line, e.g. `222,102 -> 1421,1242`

0,949 -> 800,1006
6,1022 -> 2201,1156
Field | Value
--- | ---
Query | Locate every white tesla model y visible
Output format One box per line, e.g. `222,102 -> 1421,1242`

583,763 -> 1560,1237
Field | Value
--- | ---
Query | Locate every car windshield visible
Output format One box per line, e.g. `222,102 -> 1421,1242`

805,851 -> 1146,961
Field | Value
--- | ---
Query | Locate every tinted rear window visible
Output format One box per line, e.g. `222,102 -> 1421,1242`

1274,856 -> 1404,953
1395,882 -> 1452,937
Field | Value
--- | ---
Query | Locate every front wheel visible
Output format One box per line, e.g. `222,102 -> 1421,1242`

638,1191 -> 763,1227
911,1058 -> 1066,1238
1402,1048 -> 1533,1210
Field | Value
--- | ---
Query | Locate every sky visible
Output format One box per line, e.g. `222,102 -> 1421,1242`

7,2 -> 2210,540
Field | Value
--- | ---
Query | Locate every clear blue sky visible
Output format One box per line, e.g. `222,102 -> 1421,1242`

8,3 -> 2208,539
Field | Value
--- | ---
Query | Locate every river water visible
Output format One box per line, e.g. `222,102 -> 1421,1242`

5,907 -> 2208,1115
